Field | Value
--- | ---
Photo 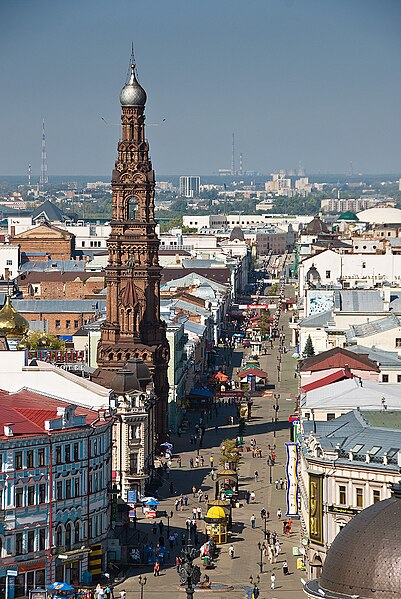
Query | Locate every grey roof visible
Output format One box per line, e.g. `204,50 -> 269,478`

160,298 -> 210,317
334,289 -> 385,313
349,313 -> 401,338
181,259 -> 224,269
19,260 -> 85,272
183,320 -> 207,336
31,200 -> 65,222
161,272 -> 228,292
348,345 -> 401,368
301,377 -> 401,411
10,299 -> 106,314
298,310 -> 333,328
303,409 -> 401,469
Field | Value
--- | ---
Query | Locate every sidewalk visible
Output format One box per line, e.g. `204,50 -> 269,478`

115,288 -> 305,598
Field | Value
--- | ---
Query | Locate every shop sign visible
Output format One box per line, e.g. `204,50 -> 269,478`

328,505 -> 358,515
285,442 -> 299,517
309,474 -> 324,545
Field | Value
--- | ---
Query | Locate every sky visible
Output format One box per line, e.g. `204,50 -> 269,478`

0,0 -> 400,177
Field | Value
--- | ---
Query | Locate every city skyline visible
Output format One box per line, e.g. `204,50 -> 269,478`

1,0 -> 401,176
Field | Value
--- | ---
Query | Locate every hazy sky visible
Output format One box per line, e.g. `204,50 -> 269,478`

1,0 -> 400,176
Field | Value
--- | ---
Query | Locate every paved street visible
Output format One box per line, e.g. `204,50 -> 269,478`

116,288 -> 305,599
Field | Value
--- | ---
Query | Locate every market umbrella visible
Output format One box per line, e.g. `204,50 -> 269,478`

223,489 -> 235,496
160,442 -> 173,450
140,496 -> 158,503
146,499 -> 160,506
48,583 -> 75,592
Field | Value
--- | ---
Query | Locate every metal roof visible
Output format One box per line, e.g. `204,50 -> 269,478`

12,299 -> 106,313
350,313 -> 401,338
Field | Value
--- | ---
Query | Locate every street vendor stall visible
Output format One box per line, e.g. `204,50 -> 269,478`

215,469 -> 238,501
237,367 -> 268,391
204,506 -> 228,545
47,582 -> 75,599
208,499 -> 232,528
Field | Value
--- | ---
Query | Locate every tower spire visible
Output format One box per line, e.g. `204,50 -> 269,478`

93,57 -> 169,441
39,120 -> 48,188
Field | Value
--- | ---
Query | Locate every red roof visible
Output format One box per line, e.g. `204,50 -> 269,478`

301,369 -> 353,392
299,347 -> 379,373
238,367 -> 268,378
0,389 -> 104,438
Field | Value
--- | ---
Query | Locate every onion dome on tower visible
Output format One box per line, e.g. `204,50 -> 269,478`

119,61 -> 147,107
0,296 -> 29,339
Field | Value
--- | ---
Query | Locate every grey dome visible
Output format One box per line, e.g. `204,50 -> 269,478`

126,358 -> 151,388
305,481 -> 401,598
230,226 -> 245,242
120,63 -> 147,107
111,368 -> 140,394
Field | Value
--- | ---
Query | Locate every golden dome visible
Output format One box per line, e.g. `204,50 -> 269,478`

0,296 -> 29,339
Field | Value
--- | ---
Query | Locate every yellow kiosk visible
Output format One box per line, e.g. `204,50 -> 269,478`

204,506 -> 228,545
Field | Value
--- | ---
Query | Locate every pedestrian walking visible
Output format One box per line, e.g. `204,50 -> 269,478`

190,457 -> 194,468
270,573 -> 276,590
277,508 -> 282,519
197,506 -> 202,520
195,456 -> 200,468
176,556 -> 182,572
282,519 -> 287,534
200,455 -> 205,467
210,456 -> 214,467
229,544 -> 235,559
283,560 -> 289,575
184,495 -> 188,506
254,470 -> 259,482
250,514 -> 256,529
192,485 -> 197,497
246,490 -> 251,504
275,480 -> 279,489
250,490 -> 256,502
153,561 -> 160,576
177,456 -> 182,468
279,477 -> 284,489
204,493 -> 209,503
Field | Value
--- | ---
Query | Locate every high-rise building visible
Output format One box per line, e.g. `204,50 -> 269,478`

92,57 -> 169,440
179,175 -> 200,197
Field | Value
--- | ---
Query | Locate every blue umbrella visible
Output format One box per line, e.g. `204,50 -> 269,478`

146,499 -> 159,506
48,583 -> 75,592
160,442 -> 173,450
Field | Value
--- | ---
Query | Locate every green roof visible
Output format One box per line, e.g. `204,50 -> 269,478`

362,410 -> 401,430
338,211 -> 359,221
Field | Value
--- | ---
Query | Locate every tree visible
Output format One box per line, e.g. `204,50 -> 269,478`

18,331 -> 66,351
303,334 -> 315,358
219,438 -> 242,470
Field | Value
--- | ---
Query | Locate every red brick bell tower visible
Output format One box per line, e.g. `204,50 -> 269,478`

92,56 -> 169,440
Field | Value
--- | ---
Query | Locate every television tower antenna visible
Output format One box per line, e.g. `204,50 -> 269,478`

40,120 -> 48,187
239,153 -> 243,176
28,163 -> 31,186
231,132 -> 235,176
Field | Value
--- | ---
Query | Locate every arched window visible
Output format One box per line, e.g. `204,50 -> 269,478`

65,522 -> 72,549
128,197 -> 138,220
56,524 -> 63,548
74,521 -> 80,544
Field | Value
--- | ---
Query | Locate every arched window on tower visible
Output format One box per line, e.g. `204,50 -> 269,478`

127,197 -> 139,220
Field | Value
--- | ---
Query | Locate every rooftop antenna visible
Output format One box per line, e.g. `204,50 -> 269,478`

28,163 -> 31,187
39,120 -> 48,188
231,132 -> 235,176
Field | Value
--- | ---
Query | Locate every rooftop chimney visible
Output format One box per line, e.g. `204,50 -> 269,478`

4,423 -> 14,437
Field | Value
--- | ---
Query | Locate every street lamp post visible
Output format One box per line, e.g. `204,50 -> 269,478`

257,541 -> 264,573
138,575 -> 147,599
167,510 -> 173,536
249,575 -> 260,599
177,538 -> 201,599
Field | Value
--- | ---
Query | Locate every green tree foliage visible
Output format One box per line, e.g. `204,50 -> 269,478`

303,334 -> 315,358
219,438 -> 242,470
18,331 -> 66,350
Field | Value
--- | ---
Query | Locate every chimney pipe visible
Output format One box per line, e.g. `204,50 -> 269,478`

4,423 -> 14,437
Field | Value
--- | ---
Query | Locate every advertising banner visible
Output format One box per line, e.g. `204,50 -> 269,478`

285,442 -> 299,517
